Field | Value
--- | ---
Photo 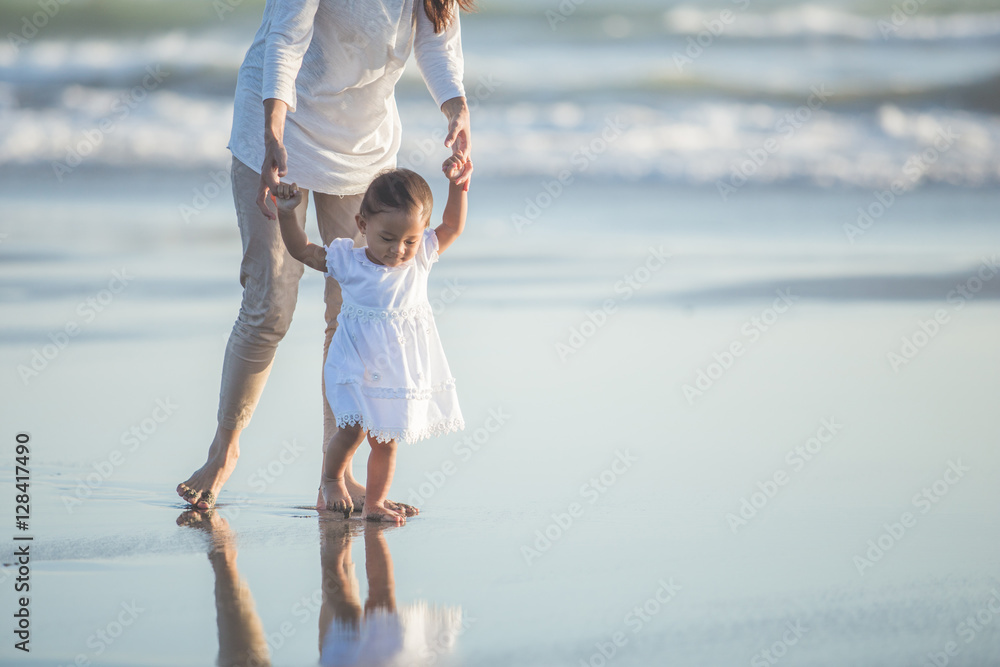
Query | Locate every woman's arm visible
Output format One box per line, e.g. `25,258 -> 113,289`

274,186 -> 327,273
441,97 -> 472,187
256,98 -> 290,220
256,0 -> 321,218
414,4 -> 473,187
435,156 -> 472,254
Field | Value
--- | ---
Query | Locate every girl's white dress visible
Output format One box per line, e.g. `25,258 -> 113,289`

324,228 -> 463,443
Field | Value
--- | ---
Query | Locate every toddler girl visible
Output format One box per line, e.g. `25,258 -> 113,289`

273,157 -> 471,524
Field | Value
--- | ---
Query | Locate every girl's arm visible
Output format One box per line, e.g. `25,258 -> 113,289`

274,184 -> 327,272
435,156 -> 472,255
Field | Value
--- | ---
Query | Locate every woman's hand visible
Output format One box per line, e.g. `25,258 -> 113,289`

256,99 -> 290,220
441,96 -> 472,189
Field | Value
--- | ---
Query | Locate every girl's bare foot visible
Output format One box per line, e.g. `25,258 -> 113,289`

345,473 -> 418,517
317,474 -> 420,517
361,500 -> 406,525
320,475 -> 354,518
384,499 -> 419,517
177,431 -> 239,510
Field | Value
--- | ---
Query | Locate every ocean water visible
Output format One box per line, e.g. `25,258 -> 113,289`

1,0 -> 999,188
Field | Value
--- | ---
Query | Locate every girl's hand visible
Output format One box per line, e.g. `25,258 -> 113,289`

270,182 -> 302,213
442,155 -> 473,191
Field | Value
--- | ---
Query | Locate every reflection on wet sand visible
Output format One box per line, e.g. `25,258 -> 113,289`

178,511 -> 463,667
177,510 -> 271,667
318,520 -> 464,667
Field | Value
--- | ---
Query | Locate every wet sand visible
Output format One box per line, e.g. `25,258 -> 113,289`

2,177 -> 1000,665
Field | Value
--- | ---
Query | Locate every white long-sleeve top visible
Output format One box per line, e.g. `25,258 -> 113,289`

228,0 -> 465,195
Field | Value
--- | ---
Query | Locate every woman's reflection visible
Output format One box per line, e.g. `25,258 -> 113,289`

177,510 -> 271,667
178,510 -> 464,667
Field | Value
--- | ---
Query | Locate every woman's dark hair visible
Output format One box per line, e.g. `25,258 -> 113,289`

424,0 -> 476,34
359,169 -> 434,227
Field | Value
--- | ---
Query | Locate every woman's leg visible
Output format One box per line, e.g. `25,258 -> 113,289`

313,192 -> 365,507
361,435 -> 405,525
321,423 -> 366,517
178,156 -> 310,509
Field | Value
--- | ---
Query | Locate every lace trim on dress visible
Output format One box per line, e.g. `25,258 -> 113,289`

339,302 -> 433,324
335,414 -> 465,444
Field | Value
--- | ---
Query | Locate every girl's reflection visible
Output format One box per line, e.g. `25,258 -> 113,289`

179,510 -> 463,667
319,520 -> 463,666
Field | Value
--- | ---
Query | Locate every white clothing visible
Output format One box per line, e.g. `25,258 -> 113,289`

323,228 -> 463,443
320,602 -> 463,666
229,0 -> 466,195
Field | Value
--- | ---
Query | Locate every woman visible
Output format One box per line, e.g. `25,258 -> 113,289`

177,0 -> 474,512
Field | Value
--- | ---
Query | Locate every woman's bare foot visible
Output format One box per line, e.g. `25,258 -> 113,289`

176,508 -> 236,554
320,475 -> 354,518
177,428 -> 240,510
361,500 -> 406,525
344,476 -> 368,509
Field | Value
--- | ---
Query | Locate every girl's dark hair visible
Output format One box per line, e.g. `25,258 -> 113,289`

424,0 -> 476,34
359,169 -> 434,227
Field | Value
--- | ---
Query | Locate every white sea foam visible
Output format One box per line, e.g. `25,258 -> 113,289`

663,5 -> 1000,41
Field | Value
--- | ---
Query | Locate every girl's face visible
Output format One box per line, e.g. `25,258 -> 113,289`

356,207 -> 427,267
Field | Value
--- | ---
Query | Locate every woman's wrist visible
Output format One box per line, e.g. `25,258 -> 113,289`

263,98 -> 287,144
440,96 -> 468,119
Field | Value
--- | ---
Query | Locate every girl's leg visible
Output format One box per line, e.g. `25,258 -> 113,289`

361,436 -> 405,525
313,193 -> 417,517
362,524 -> 397,614
322,423 -> 367,517
178,156 -> 309,510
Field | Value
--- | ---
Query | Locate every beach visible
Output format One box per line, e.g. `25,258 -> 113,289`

3,0 -> 1000,664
